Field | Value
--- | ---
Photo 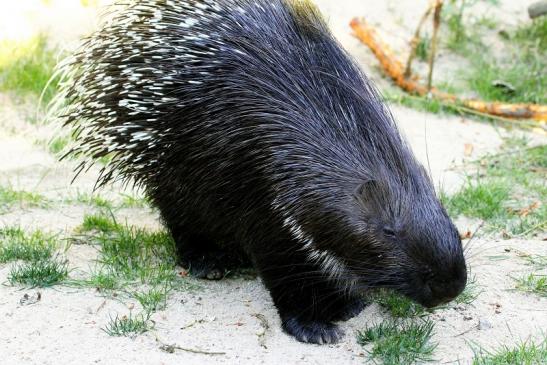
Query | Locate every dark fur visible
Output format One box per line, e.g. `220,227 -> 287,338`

56,0 -> 467,344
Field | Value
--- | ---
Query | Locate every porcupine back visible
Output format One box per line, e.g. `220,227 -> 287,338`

56,0 -> 431,247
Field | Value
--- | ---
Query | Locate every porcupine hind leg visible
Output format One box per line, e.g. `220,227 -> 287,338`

167,221 -> 252,280
172,229 -> 227,280
152,194 -> 227,280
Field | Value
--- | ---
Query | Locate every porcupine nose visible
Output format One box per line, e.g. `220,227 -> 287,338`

425,269 -> 467,307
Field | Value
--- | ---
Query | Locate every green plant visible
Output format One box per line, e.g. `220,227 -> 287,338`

368,290 -> 425,318
515,274 -> 547,297
71,213 -> 197,319
443,141 -> 546,237
133,285 -> 171,312
103,312 -> 152,337
444,179 -> 510,220
513,17 -> 547,54
48,135 -> 71,156
78,213 -> 121,234
8,256 -> 68,287
0,227 -> 56,263
472,339 -> 547,365
357,319 -> 437,365
119,193 -> 149,208
96,225 -> 177,283
0,34 -> 61,103
69,192 -> 114,210
0,185 -> 48,213
467,54 -> 546,105
455,275 -> 481,304
70,268 -> 120,292
443,0 -> 500,52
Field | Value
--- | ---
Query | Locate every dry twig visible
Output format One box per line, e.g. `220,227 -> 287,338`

349,18 -> 547,122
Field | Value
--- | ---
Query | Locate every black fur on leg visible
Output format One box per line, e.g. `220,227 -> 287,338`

331,296 -> 369,322
254,242 -> 351,344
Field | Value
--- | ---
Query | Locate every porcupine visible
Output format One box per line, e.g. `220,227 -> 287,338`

55,0 -> 467,344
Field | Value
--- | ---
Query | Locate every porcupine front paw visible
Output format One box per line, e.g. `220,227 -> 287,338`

331,296 -> 369,322
179,249 -> 226,280
282,316 -> 345,344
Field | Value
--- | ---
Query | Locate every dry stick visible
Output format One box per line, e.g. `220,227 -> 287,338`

349,18 -> 547,122
404,2 -> 435,78
399,93 -> 543,129
161,344 -> 226,356
426,0 -> 444,92
454,324 -> 478,337
251,313 -> 270,349
156,336 -> 226,356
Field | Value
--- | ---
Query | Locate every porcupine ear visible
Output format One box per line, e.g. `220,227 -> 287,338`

354,181 -> 398,234
354,180 -> 381,204
353,180 -> 392,212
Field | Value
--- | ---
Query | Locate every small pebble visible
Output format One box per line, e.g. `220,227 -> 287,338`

478,318 -> 493,330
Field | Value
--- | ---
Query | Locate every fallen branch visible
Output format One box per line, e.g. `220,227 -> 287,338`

156,336 -> 226,356
160,344 -> 226,356
349,18 -> 547,123
388,92 -> 543,129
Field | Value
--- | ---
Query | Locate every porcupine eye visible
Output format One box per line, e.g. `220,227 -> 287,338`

382,227 -> 396,238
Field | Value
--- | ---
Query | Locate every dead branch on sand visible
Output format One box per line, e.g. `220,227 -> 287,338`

349,18 -> 547,123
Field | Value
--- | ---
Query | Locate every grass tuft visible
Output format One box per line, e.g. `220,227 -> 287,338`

455,275 -> 481,305
96,225 -> 177,284
79,213 -> 121,234
133,285 -> 171,313
0,34 -> 61,103
0,185 -> 48,213
48,135 -> 71,156
103,312 -> 152,337
8,256 -> 68,287
513,17 -> 547,50
357,319 -> 437,365
515,274 -> 547,297
73,212 -> 197,332
368,290 -> 425,318
463,15 -> 545,105
69,192 -> 114,210
472,338 -> 547,365
443,141 -> 546,237
443,179 -> 510,220
70,268 -> 120,292
467,53 -> 546,105
119,193 -> 150,208
0,227 -> 56,263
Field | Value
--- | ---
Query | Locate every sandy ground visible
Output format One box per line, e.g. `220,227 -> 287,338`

1,1 -> 546,364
